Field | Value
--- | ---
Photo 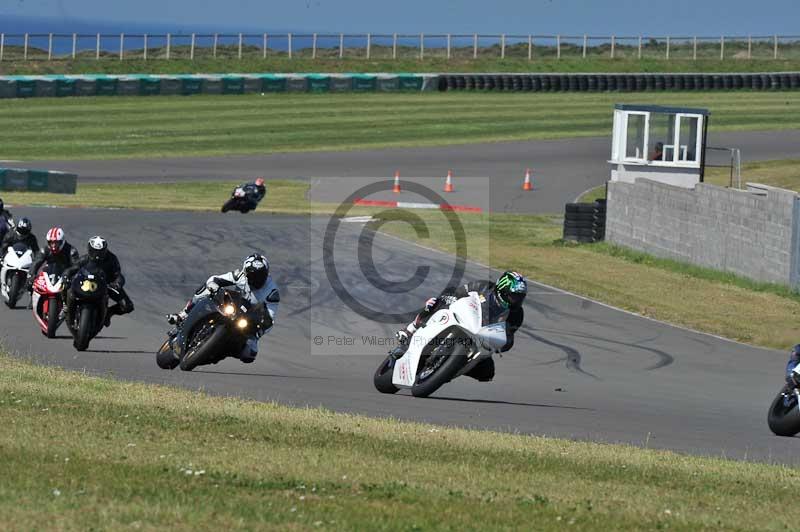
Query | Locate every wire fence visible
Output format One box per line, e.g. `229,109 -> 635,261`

1,33 -> 799,62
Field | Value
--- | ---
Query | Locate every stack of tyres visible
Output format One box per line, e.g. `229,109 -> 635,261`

593,199 -> 607,241
563,200 -> 607,243
563,203 -> 596,243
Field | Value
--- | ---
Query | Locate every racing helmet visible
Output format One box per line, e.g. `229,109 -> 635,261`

255,177 -> 265,187
241,253 -> 269,289
46,226 -> 65,254
87,236 -> 108,261
495,271 -> 527,308
15,217 -> 31,237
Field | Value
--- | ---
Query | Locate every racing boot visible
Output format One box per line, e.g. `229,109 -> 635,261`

388,329 -> 412,360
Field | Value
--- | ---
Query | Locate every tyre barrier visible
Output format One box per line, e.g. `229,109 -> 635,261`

435,72 -> 800,93
563,200 -> 606,243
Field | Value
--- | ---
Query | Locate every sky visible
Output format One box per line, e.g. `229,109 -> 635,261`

2,0 -> 799,36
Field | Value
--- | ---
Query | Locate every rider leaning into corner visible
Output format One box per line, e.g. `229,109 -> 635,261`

25,227 -> 80,306
62,236 -> 135,326
785,345 -> 800,388
239,177 -> 266,210
167,253 -> 280,363
391,271 -> 528,382
1,217 -> 39,260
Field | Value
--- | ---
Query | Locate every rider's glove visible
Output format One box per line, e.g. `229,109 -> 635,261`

395,330 -> 410,346
206,281 -> 220,294
424,297 -> 438,312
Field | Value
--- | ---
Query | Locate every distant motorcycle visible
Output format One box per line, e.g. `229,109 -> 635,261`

157,286 -> 263,371
767,382 -> 800,436
66,268 -> 108,351
373,291 -> 508,398
221,186 -> 260,214
1,242 -> 33,308
31,263 -> 66,338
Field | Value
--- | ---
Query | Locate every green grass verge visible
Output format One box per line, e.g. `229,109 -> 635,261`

2,92 -> 799,160
4,56 -> 800,75
1,352 -> 797,530
5,180 -> 800,349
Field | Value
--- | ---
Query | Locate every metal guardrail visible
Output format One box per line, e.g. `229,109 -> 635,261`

1,32 -> 799,62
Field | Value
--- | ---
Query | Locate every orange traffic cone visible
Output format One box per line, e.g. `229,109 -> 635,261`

444,170 -> 454,193
392,171 -> 401,193
522,168 -> 533,191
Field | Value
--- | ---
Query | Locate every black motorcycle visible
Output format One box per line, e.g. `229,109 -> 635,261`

157,287 -> 263,371
66,268 -> 108,351
221,186 -> 260,214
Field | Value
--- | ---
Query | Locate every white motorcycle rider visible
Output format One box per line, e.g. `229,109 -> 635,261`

1,218 -> 38,309
374,272 -> 527,398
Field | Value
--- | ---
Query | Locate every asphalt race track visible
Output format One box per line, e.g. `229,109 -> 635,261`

2,206 -> 797,465
14,129 -> 800,213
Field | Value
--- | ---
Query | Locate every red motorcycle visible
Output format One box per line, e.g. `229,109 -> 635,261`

31,264 -> 65,338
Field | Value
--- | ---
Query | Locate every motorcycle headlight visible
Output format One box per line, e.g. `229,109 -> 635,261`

236,318 -> 248,329
223,304 -> 236,316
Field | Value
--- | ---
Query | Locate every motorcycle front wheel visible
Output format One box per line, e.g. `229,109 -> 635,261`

768,386 -> 800,436
221,199 -> 235,213
46,297 -> 60,338
179,322 -> 228,372
410,337 -> 468,398
373,356 -> 400,394
73,306 -> 96,351
6,272 -> 24,308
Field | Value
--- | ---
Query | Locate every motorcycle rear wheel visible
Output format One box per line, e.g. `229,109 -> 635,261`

180,323 -> 228,372
373,356 -> 400,394
768,387 -> 800,436
410,338 -> 468,398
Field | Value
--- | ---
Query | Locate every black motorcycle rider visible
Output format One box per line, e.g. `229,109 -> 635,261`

0,199 -> 13,241
1,218 -> 39,263
391,271 -> 528,382
239,177 -> 266,210
62,236 -> 134,326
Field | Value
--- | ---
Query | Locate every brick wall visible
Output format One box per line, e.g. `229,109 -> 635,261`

606,179 -> 800,287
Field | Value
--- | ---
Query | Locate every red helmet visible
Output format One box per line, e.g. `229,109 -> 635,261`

255,177 -> 265,187
46,226 -> 65,254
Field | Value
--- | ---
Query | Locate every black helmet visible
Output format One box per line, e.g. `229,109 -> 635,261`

241,253 -> 269,290
87,235 -> 108,261
15,217 -> 31,237
495,271 -> 527,308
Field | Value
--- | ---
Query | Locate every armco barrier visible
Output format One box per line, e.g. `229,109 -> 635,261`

0,168 -> 77,194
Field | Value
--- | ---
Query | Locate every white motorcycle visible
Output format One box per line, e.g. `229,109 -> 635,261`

373,291 -> 508,398
1,242 -> 33,308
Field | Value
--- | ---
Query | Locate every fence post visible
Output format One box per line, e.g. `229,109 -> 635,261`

747,35 -> 752,59
528,35 -> 532,61
312,33 -> 317,59
392,33 -> 397,60
95,33 -> 100,60
693,36 -> 697,60
774,34 -> 778,59
213,33 -> 218,58
0,34 -> 4,62
72,33 -> 77,59
366,33 -> 371,59
23,33 -> 28,60
665,36 -> 670,60
720,35 -> 724,60
637,35 -> 642,59
238,33 -> 242,59
556,34 -> 561,59
501,34 -> 506,59
420,33 -> 424,60
288,33 -> 292,59
446,33 -> 451,60
582,34 -> 587,58
119,33 -> 124,60
190,33 -> 195,60
166,33 -> 171,60
610,35 -> 615,58
48,33 -> 53,60
263,33 -> 267,59
143,34 -> 148,60
473,33 -> 478,59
